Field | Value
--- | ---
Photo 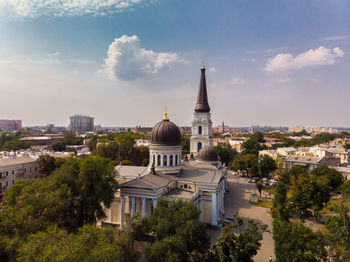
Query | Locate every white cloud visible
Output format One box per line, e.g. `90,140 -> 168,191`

319,35 -> 350,41
102,35 -> 179,81
264,46 -> 344,73
230,77 -> 246,85
208,66 -> 217,72
0,0 -> 143,17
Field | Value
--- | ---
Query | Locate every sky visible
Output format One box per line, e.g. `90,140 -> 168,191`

0,0 -> 349,128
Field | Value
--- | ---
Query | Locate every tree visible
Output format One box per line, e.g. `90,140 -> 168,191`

274,158 -> 285,179
259,155 -> 277,178
17,225 -> 120,262
256,182 -> 263,197
273,219 -> 327,262
181,134 -> 190,156
215,144 -> 237,166
273,172 -> 290,221
311,166 -> 343,190
51,140 -> 66,151
37,155 -> 57,177
325,203 -> 350,260
215,213 -> 268,262
142,199 -> 210,260
77,156 -> 119,225
94,142 -> 119,161
341,180 -> 350,201
242,154 -> 259,177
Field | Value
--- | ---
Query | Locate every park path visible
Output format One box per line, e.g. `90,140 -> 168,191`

208,176 -> 275,262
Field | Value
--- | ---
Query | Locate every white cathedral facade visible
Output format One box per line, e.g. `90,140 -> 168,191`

103,65 -> 227,228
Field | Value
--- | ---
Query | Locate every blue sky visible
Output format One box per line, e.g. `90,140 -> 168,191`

0,0 -> 349,127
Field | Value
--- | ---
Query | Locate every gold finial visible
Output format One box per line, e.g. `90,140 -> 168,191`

163,106 -> 169,120
201,59 -> 205,69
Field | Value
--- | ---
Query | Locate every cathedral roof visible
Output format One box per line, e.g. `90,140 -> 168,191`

198,146 -> 219,161
150,115 -> 181,146
194,66 -> 210,113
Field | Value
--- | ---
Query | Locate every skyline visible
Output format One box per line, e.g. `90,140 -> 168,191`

0,0 -> 349,127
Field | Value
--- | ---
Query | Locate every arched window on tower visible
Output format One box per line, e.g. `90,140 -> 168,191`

170,155 -> 173,166
157,155 -> 161,166
198,126 -> 202,135
164,155 -> 167,166
198,142 -> 202,152
175,154 -> 178,166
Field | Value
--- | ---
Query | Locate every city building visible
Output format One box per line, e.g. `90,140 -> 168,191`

0,156 -> 38,199
0,119 -> 22,131
103,65 -> 227,228
284,155 -> 340,172
69,115 -> 94,132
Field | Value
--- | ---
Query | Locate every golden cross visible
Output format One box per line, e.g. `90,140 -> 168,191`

163,106 -> 169,120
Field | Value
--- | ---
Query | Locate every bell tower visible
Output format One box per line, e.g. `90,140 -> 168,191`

190,64 -> 213,154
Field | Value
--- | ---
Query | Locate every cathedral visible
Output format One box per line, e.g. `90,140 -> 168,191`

103,65 -> 227,228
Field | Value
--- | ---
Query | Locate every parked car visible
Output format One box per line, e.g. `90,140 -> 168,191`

248,178 -> 252,183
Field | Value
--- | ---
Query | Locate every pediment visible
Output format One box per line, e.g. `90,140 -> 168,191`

121,179 -> 157,191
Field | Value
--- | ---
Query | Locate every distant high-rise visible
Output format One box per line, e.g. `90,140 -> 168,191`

69,115 -> 94,132
0,120 -> 22,131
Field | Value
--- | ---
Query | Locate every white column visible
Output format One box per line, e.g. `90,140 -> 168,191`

212,192 -> 218,226
131,197 -> 135,217
153,199 -> 158,208
167,154 -> 170,167
142,198 -> 146,217
199,193 -> 204,222
155,154 -> 158,166
161,154 -> 164,166
178,154 -> 181,165
222,188 -> 225,213
120,196 -> 125,225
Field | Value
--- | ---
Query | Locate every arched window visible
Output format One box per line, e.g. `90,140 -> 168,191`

198,126 -> 202,135
164,155 -> 167,166
184,184 -> 188,189
157,155 -> 161,166
197,142 -> 202,152
170,155 -> 173,166
175,154 -> 178,166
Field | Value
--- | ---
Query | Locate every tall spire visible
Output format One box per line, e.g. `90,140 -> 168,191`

195,63 -> 210,113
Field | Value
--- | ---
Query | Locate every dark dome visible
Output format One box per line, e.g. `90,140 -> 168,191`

198,146 -> 218,161
151,119 -> 181,146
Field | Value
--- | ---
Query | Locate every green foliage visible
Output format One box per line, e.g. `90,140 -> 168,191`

273,172 -> 290,221
215,213 -> 268,262
325,203 -> 350,259
181,134 -> 190,156
311,166 -> 343,190
51,140 -> 67,151
17,225 -> 120,262
0,156 -> 118,259
94,134 -> 149,166
256,182 -> 263,197
273,219 -> 327,262
37,155 -> 61,177
143,235 -> 186,262
259,155 -> 277,178
341,180 -> 350,201
214,144 -> 238,166
344,143 -> 350,150
142,199 -> 210,261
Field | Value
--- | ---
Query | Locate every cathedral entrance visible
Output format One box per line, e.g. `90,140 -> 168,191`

197,142 -> 202,151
